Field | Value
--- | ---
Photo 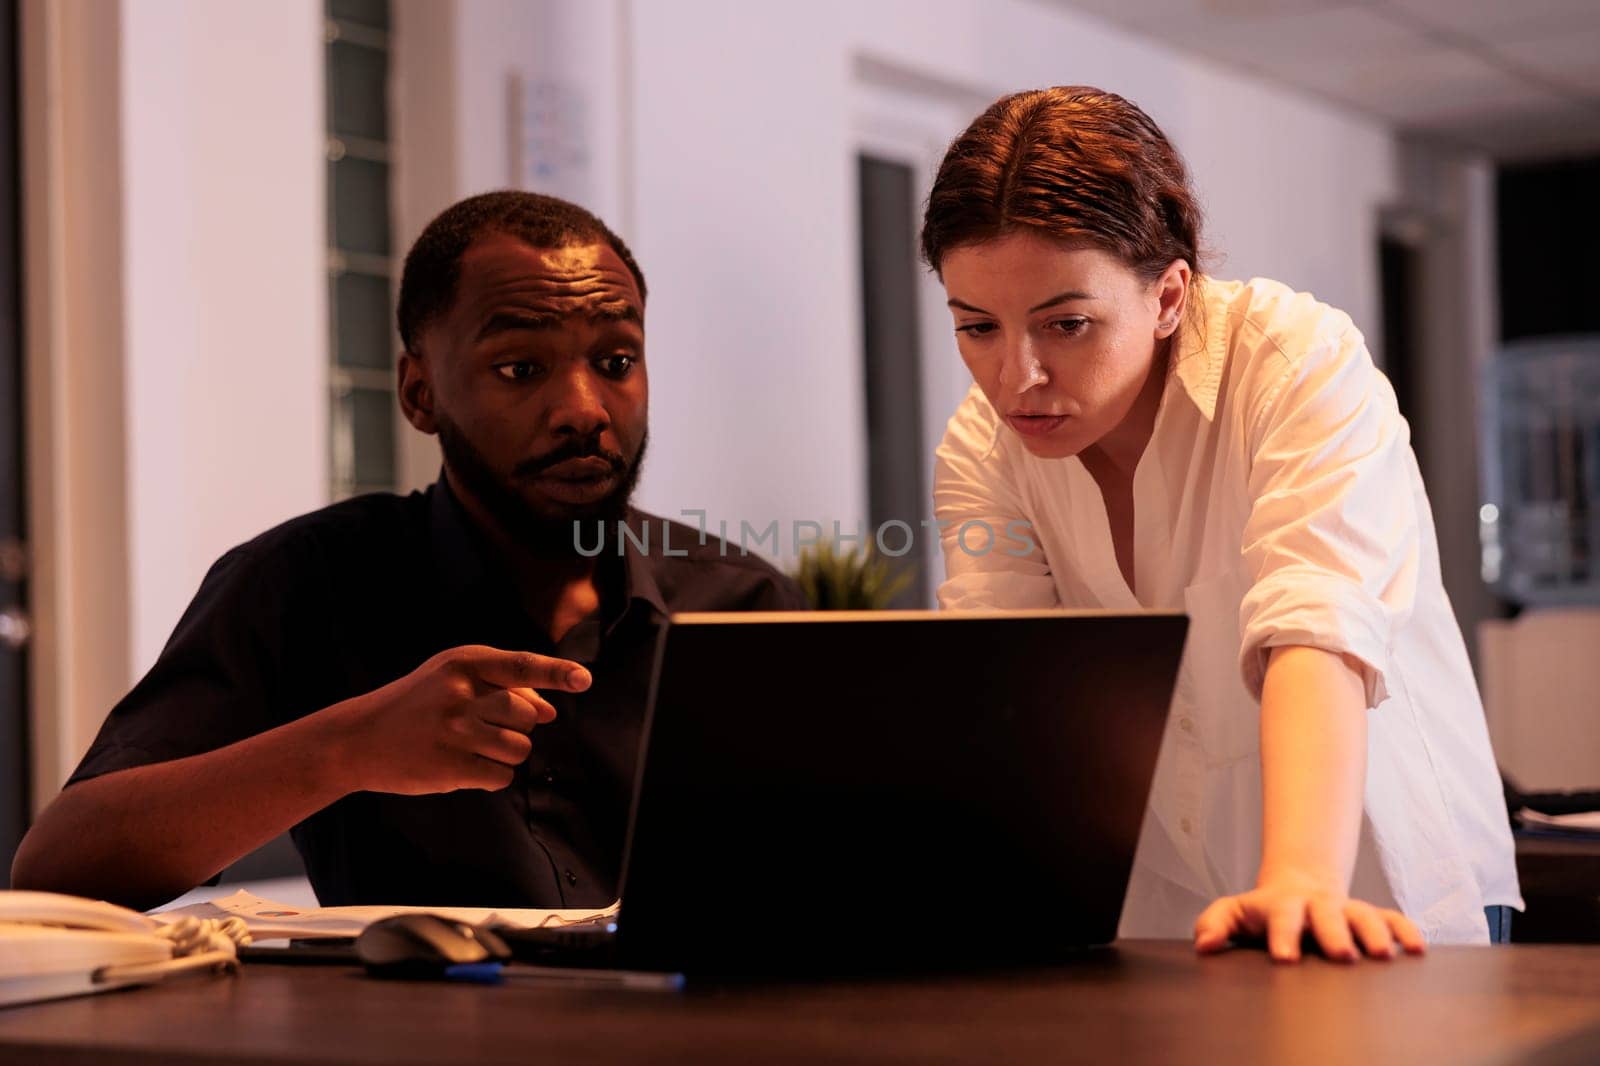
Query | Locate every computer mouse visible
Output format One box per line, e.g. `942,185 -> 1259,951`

356,913 -> 511,978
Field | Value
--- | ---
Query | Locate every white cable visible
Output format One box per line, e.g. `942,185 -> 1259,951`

91,917 -> 253,988
156,916 -> 253,957
95,950 -> 238,986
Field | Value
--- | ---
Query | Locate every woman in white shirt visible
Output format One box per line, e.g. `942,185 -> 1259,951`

926,86 -> 1520,957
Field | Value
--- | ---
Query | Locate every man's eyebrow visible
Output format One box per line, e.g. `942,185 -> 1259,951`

477,311 -> 560,340
475,303 -> 642,341
591,303 -> 642,326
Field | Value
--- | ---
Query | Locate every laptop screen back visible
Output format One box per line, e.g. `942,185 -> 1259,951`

614,610 -> 1187,975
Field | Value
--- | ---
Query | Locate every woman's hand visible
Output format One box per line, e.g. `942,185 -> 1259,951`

1203,646 -> 1424,962
1193,870 -> 1425,962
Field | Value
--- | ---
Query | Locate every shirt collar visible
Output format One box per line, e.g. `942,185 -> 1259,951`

428,474 -> 669,623
615,510 -> 670,621
428,476 -> 492,597
1168,283 -> 1227,422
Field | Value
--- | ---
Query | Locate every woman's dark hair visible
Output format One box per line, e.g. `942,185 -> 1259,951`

921,86 -> 1204,283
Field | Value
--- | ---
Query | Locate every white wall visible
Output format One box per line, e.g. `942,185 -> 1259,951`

629,3 -> 868,546
393,0 -> 635,494
26,0 -> 328,796
453,0 -> 631,229
120,0 -> 328,679
627,0 -> 1398,554
393,0 -> 1396,560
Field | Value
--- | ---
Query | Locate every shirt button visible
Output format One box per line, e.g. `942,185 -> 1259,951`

544,770 -> 556,784
565,870 -> 578,886
1180,817 -> 1194,835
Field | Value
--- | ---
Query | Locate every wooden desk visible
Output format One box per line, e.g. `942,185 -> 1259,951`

3,943 -> 1600,1065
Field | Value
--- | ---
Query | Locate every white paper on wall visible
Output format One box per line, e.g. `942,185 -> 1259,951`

512,75 -> 593,207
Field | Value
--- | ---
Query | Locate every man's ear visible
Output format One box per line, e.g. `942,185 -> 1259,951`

1152,258 -> 1191,341
397,350 -> 438,435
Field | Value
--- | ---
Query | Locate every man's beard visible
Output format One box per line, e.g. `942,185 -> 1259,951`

436,415 -> 648,558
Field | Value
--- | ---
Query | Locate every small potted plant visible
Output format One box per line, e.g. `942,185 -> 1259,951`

790,540 -> 915,610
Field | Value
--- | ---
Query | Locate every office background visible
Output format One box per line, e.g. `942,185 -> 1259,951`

3,0 -> 1598,878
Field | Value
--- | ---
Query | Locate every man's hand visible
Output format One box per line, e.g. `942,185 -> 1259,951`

328,644 -> 592,795
1193,870 -> 1425,962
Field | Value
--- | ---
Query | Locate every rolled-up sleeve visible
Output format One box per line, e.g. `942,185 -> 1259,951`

1238,328 -> 1420,708
68,541 -> 298,785
933,386 -> 1060,610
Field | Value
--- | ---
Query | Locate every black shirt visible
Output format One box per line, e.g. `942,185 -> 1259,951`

68,479 -> 805,908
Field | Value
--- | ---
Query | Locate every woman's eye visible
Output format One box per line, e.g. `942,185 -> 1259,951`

1051,318 -> 1088,336
596,354 -> 637,378
955,322 -> 996,337
494,361 -> 543,381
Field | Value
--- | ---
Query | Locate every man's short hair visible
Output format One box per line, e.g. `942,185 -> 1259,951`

396,190 -> 648,352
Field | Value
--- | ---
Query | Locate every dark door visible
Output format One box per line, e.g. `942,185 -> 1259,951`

0,0 -> 28,879
857,154 -> 929,606
1380,233 -> 1424,476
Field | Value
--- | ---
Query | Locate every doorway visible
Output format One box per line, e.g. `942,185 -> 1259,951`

853,68 -> 983,606
857,153 -> 929,608
0,0 -> 28,878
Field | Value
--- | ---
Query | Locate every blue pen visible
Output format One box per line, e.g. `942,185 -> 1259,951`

443,962 -> 505,984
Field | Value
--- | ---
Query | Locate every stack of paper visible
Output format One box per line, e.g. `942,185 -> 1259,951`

150,889 -> 618,941
0,927 -> 176,1008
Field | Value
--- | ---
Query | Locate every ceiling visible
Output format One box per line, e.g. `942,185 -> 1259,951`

1039,0 -> 1600,161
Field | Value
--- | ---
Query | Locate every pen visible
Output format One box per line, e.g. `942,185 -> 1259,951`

504,965 -> 684,991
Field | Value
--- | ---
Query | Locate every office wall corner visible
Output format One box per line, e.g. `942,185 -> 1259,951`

19,0 -> 133,811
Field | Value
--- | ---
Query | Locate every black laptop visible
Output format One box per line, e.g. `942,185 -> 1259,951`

499,609 -> 1187,977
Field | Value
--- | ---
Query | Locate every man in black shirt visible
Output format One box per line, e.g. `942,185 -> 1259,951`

12,192 -> 804,910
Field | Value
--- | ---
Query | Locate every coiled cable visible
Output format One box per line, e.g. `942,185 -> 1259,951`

93,916 -> 253,986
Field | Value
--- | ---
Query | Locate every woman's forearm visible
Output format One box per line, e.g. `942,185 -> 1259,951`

1257,644 -> 1369,890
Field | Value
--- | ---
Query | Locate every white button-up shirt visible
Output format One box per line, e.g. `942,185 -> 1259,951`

934,276 -> 1521,943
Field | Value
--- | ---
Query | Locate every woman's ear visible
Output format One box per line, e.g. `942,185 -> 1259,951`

397,351 -> 438,435
1153,258 -> 1191,339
